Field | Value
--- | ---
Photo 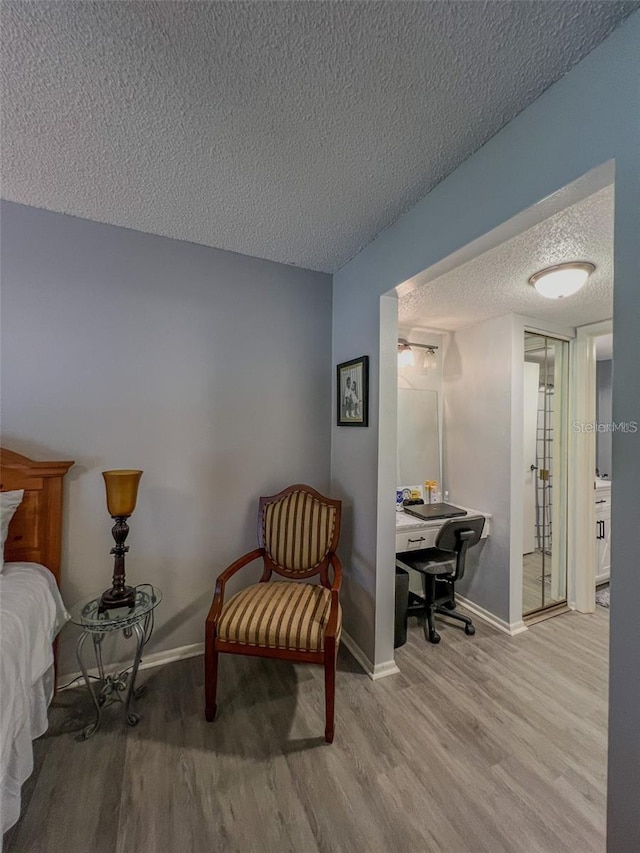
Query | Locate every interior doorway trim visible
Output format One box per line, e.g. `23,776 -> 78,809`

569,319 -> 613,612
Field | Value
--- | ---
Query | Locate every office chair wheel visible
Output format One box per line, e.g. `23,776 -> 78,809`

465,624 -> 476,636
443,601 -> 456,610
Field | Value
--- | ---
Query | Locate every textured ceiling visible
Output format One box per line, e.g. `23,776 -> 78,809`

398,185 -> 614,331
1,2 -> 636,273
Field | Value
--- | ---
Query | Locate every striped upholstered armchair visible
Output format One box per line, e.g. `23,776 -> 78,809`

205,485 -> 343,743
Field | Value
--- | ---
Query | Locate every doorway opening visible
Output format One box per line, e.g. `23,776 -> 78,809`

570,319 -> 614,613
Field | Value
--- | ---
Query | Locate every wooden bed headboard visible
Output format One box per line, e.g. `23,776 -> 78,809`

1,448 -> 74,586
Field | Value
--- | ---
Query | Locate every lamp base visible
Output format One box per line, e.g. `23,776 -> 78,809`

98,585 -> 136,613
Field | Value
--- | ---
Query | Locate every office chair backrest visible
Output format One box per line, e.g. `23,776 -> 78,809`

435,516 -> 485,581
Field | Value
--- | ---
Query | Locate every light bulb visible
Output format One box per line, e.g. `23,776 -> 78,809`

398,346 -> 414,368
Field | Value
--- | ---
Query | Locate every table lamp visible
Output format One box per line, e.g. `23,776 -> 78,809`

99,469 -> 143,612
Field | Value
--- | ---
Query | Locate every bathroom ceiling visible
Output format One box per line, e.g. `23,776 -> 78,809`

398,184 -> 614,332
1,1 -> 637,273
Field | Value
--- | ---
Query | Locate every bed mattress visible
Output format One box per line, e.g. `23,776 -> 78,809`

0,562 -> 68,834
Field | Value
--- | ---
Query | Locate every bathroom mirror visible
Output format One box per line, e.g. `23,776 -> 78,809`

397,388 -> 441,488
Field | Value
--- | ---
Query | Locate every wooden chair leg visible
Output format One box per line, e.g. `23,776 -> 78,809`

205,622 -> 218,722
324,639 -> 336,743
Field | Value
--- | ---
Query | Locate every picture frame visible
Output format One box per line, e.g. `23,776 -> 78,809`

337,355 -> 369,427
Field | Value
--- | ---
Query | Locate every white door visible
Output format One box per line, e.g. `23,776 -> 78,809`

523,362 -> 540,555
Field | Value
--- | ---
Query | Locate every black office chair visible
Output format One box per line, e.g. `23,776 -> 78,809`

396,516 -> 485,644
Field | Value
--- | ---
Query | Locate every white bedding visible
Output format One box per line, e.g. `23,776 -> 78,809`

0,562 -> 68,835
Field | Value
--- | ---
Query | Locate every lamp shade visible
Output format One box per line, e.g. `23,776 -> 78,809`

102,470 -> 143,517
422,348 -> 437,369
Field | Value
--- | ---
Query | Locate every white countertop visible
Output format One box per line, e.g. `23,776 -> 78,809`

396,504 -> 492,530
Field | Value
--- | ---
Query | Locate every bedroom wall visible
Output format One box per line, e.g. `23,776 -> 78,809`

441,313 -> 515,625
331,12 -> 639,850
0,200 -> 332,677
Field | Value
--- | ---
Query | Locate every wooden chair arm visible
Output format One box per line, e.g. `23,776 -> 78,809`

329,553 -> 343,592
206,548 -> 265,626
325,554 -> 343,639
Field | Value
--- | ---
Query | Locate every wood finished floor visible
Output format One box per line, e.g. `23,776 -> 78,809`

6,606 -> 609,853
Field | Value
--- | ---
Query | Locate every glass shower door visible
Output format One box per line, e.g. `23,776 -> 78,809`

522,333 -> 569,617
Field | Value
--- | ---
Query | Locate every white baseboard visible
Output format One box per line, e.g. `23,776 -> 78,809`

340,630 -> 400,680
60,633 -> 402,691
58,600 -> 523,691
58,641 -> 204,690
456,595 -> 527,637
370,659 -> 401,680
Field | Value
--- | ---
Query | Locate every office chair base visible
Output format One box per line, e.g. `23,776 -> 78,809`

426,627 -> 441,644
424,607 -> 441,644
435,605 -> 475,636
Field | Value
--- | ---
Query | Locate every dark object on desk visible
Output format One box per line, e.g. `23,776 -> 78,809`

396,516 -> 485,645
394,567 -> 409,648
404,502 -> 467,521
402,498 -> 424,507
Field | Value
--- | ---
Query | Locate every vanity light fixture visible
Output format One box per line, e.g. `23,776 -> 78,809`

528,262 -> 595,299
397,338 -> 438,369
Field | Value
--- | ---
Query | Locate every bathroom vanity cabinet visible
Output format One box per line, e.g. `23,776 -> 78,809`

595,479 -> 611,585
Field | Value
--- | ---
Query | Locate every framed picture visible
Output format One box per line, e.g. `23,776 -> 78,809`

337,356 -> 369,427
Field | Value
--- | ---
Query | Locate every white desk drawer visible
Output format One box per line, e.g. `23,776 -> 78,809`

395,529 -> 438,553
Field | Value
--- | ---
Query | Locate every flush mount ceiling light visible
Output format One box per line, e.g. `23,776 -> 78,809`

528,261 -> 595,299
397,338 -> 438,369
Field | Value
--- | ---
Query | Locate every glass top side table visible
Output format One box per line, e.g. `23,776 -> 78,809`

69,584 -> 162,740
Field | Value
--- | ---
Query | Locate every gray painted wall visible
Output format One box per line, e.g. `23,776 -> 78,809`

442,314 -> 514,623
596,359 -> 613,477
0,201 -> 332,677
331,13 -> 639,849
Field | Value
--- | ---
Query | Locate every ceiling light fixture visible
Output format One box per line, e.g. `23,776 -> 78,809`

397,338 -> 438,369
528,261 -> 595,299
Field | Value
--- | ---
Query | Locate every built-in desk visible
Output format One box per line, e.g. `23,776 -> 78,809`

395,505 -> 491,554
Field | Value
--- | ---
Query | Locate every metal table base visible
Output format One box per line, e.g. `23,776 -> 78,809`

75,615 -> 149,740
